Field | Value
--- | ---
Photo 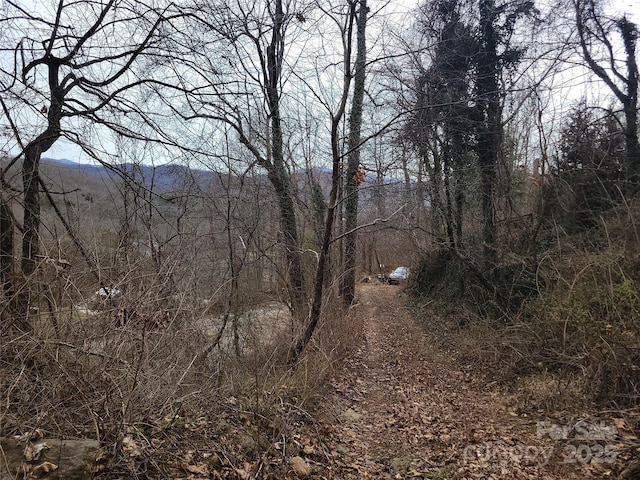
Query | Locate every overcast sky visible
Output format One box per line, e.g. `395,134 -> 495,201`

24,0 -> 640,163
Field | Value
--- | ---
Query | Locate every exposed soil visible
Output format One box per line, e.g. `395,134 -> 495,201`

304,283 -> 631,479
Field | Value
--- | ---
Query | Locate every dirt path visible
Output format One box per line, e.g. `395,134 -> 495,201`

310,284 -> 606,479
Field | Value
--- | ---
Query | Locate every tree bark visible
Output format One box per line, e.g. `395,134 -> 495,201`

340,0 -> 368,306
264,0 -> 306,320
21,61 -> 64,275
0,192 -> 13,298
619,18 -> 640,177
476,0 -> 501,267
288,0 -> 359,365
21,148 -> 43,276
575,2 -> 639,181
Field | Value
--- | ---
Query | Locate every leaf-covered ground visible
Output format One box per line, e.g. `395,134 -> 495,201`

18,282 -> 634,479
294,284 -> 637,479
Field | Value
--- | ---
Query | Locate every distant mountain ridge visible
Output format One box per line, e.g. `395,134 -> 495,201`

40,157 -> 406,200
46,157 -> 78,167
42,157 -> 112,177
42,157 -> 216,191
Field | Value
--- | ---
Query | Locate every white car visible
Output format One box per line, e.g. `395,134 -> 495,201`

388,267 -> 410,285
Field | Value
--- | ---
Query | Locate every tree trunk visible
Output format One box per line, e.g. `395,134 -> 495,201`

624,103 -> 640,178
452,133 -> 465,247
421,143 -> 447,246
288,0 -> 359,364
442,139 -> 455,248
0,193 -> 13,298
576,3 -> 639,183
476,0 -> 501,267
265,0 -> 306,320
21,147 -> 42,276
619,18 -> 640,178
289,152 -> 341,365
267,167 -> 305,318
21,57 -> 64,276
15,57 -> 64,324
340,0 -> 368,306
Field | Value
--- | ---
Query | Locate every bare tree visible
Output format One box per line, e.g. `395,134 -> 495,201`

289,0 -> 361,364
340,0 -> 369,306
574,0 -> 639,180
0,0 -> 180,317
171,0 -> 311,322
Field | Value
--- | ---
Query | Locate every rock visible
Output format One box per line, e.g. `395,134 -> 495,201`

290,455 -> 311,478
0,437 -> 100,480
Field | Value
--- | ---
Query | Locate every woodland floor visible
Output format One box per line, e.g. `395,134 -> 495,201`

295,283 -> 633,479
7,283 -> 637,479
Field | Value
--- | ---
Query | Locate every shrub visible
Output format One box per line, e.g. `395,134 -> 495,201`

411,248 -> 538,318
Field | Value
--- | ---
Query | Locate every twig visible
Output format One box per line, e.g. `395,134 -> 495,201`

38,178 -> 101,283
49,340 -> 128,364
329,204 -> 405,244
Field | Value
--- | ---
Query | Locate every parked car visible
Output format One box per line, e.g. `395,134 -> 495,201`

388,266 -> 410,285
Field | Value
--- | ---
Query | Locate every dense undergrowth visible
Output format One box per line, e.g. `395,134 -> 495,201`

410,197 -> 640,413
0,288 -> 361,478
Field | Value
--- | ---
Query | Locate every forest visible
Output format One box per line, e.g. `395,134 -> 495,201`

1,0 -> 639,478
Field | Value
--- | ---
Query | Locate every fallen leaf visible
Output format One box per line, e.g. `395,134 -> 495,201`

91,448 -> 112,474
25,461 -> 58,479
613,418 -> 627,430
613,418 -> 638,440
290,456 -> 311,478
23,442 -> 50,462
121,435 -> 142,458
13,429 -> 46,443
234,462 -> 253,479
184,463 -> 209,475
